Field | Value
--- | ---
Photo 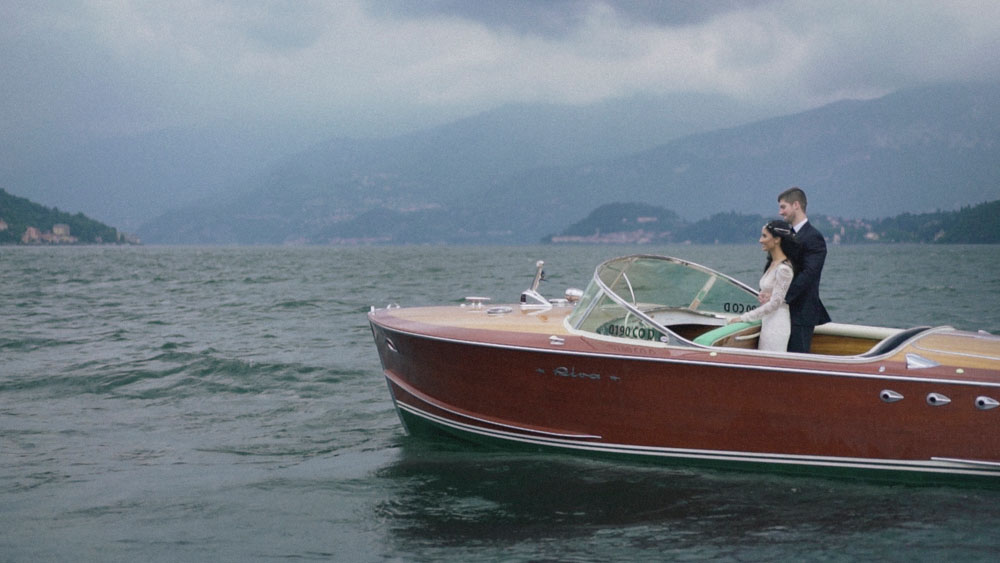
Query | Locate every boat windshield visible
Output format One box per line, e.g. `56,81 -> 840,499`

566,255 -> 760,345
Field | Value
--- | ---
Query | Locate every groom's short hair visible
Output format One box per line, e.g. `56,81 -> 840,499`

778,186 -> 808,213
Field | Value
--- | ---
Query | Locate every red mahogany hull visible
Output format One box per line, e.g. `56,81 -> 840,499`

369,307 -> 1000,480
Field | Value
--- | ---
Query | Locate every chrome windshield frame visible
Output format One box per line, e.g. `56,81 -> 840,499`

569,254 -> 760,346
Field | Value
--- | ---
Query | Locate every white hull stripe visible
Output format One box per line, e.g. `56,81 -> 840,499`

393,398 -> 1000,478
385,371 -> 602,440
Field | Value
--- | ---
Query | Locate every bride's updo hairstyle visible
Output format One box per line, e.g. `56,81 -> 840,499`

765,219 -> 794,239
764,219 -> 799,271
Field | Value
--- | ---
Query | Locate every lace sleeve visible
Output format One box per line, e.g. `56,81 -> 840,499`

740,263 -> 794,323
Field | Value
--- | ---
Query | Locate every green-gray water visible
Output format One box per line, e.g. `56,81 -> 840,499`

3,245 -> 999,561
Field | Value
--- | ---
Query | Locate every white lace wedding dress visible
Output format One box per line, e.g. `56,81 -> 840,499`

739,261 -> 794,352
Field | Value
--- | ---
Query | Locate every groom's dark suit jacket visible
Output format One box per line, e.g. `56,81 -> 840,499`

785,221 -> 831,327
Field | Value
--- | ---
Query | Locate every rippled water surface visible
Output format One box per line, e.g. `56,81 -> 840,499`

2,245 -> 999,561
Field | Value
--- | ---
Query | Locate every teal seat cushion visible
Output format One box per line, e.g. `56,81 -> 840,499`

693,321 -> 761,346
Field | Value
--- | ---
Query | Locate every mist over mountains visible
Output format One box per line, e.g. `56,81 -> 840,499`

143,82 -> 999,245
1,91 -> 767,235
0,121 -> 338,234
134,93 -> 777,245
5,82 -> 999,245
462,81 -> 1000,244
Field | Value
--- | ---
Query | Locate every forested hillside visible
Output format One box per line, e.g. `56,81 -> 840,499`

0,188 -> 133,244
545,200 -> 1000,244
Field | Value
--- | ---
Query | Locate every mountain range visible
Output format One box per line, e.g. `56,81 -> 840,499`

146,82 -> 1000,245
5,82 -> 999,245
1,92 -> 767,237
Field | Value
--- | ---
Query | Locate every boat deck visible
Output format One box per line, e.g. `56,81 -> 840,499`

380,303 -> 575,334
372,303 -> 1000,377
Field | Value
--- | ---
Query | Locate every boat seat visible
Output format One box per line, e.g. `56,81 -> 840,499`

860,326 -> 932,357
693,321 -> 761,348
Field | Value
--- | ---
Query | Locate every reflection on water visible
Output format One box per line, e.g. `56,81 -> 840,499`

376,438 -> 1000,560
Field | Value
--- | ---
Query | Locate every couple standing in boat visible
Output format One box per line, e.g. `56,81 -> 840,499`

728,187 -> 831,353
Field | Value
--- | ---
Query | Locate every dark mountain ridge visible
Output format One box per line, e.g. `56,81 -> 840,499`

546,199 -> 1000,245
462,82 -> 1000,243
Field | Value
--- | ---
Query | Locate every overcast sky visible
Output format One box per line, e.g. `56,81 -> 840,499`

4,0 -> 1000,164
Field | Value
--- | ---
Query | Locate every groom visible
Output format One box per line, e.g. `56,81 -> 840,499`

769,187 -> 831,353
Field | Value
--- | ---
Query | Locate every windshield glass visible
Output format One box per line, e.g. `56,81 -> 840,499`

566,255 -> 759,344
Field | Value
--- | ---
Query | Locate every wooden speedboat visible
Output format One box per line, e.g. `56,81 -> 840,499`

368,255 -> 1000,481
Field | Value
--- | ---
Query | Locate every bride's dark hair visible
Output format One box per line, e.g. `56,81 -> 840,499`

763,219 -> 799,273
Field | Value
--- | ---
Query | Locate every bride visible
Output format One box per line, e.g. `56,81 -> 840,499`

730,220 -> 798,352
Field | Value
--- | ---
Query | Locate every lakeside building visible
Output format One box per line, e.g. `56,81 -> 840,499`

21,224 -> 79,244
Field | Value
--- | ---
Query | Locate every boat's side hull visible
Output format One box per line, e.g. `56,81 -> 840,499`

391,398 -> 1000,486
370,315 -> 1000,481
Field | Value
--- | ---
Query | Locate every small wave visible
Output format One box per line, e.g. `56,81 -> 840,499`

242,275 -> 288,284
90,349 -> 338,399
3,471 -> 71,494
1,345 -> 341,399
0,335 -> 85,354
270,299 -> 320,310
195,445 -> 332,459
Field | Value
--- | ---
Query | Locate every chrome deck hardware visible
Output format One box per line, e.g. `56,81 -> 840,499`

975,396 -> 999,410
926,392 -> 951,406
880,389 -> 904,403
906,353 -> 940,369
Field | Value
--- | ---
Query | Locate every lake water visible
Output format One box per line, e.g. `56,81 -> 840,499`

2,244 -> 1000,561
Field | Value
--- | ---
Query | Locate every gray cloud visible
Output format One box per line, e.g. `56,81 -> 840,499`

371,0 -> 780,36
2,0 -> 999,168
